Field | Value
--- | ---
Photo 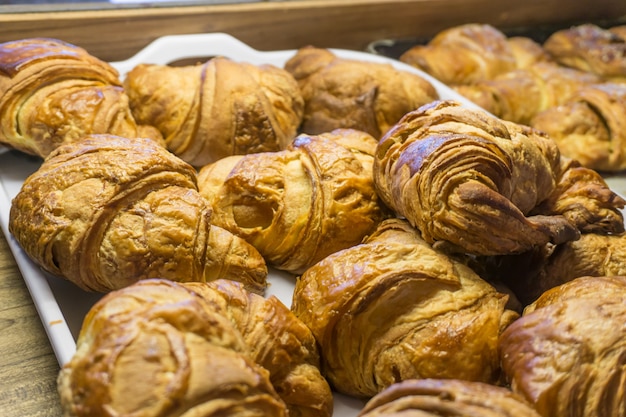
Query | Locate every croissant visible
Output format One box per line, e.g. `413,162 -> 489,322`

197,128 -> 386,274
543,23 -> 626,82
454,62 -> 600,125
399,24 -> 517,85
609,24 -> 626,41
506,36 -> 553,69
185,279 -> 333,417
284,46 -> 438,138
58,278 -> 288,417
0,37 -> 160,158
530,82 -> 626,172
374,100 -> 624,256
481,232 -> 626,306
499,275 -> 626,417
124,57 -> 304,167
358,378 -> 542,417
291,218 -> 518,398
9,134 -> 268,293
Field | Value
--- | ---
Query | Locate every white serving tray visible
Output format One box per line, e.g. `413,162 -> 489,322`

0,33 -> 624,417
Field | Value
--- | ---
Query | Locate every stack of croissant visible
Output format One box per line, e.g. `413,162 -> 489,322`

1,31 -> 626,417
400,23 -> 626,172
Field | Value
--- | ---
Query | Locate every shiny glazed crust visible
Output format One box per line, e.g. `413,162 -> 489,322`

358,378 -> 542,417
374,100 -> 624,255
531,82 -> 626,172
285,46 -> 438,138
399,24 -> 518,85
543,23 -> 626,81
9,134 -> 268,293
499,275 -> 626,417
291,218 -> 518,398
0,37 -> 159,158
124,57 -> 304,167
197,128 -> 386,274
58,279 -> 288,417
484,232 -> 626,306
454,61 -> 600,125
185,279 -> 333,417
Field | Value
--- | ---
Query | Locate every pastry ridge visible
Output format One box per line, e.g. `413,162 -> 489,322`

499,275 -> 626,417
0,37 -> 159,158
9,134 -> 268,293
292,218 -> 518,398
124,57 -> 304,167
374,100 -> 624,255
197,128 -> 386,274
58,278 -> 288,417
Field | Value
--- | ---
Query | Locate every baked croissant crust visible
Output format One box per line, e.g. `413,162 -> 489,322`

185,279 -> 333,417
374,100 -> 624,256
609,25 -> 626,42
197,128 -> 386,274
58,279 -> 288,417
399,24 -> 517,85
506,36 -> 553,69
9,134 -> 268,293
0,38 -> 160,158
358,379 -> 542,417
499,275 -> 626,417
284,46 -> 438,138
482,232 -> 626,306
454,62 -> 600,125
530,82 -> 626,172
291,218 -> 518,398
124,57 -> 304,167
543,23 -> 626,82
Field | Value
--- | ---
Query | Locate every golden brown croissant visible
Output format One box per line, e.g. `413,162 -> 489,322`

284,46 -> 438,138
0,37 -> 160,158
9,134 -> 268,293
124,56 -> 304,167
291,218 -> 518,399
197,128 -> 386,274
58,278 -> 288,417
358,378 -> 542,417
609,24 -> 626,41
506,36 -> 552,69
454,62 -> 600,125
482,232 -> 626,306
543,23 -> 626,82
374,100 -> 624,256
530,82 -> 626,172
499,275 -> 626,417
399,24 -> 517,85
185,279 -> 333,417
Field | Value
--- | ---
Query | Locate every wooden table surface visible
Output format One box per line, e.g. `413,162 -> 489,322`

0,231 -> 63,417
